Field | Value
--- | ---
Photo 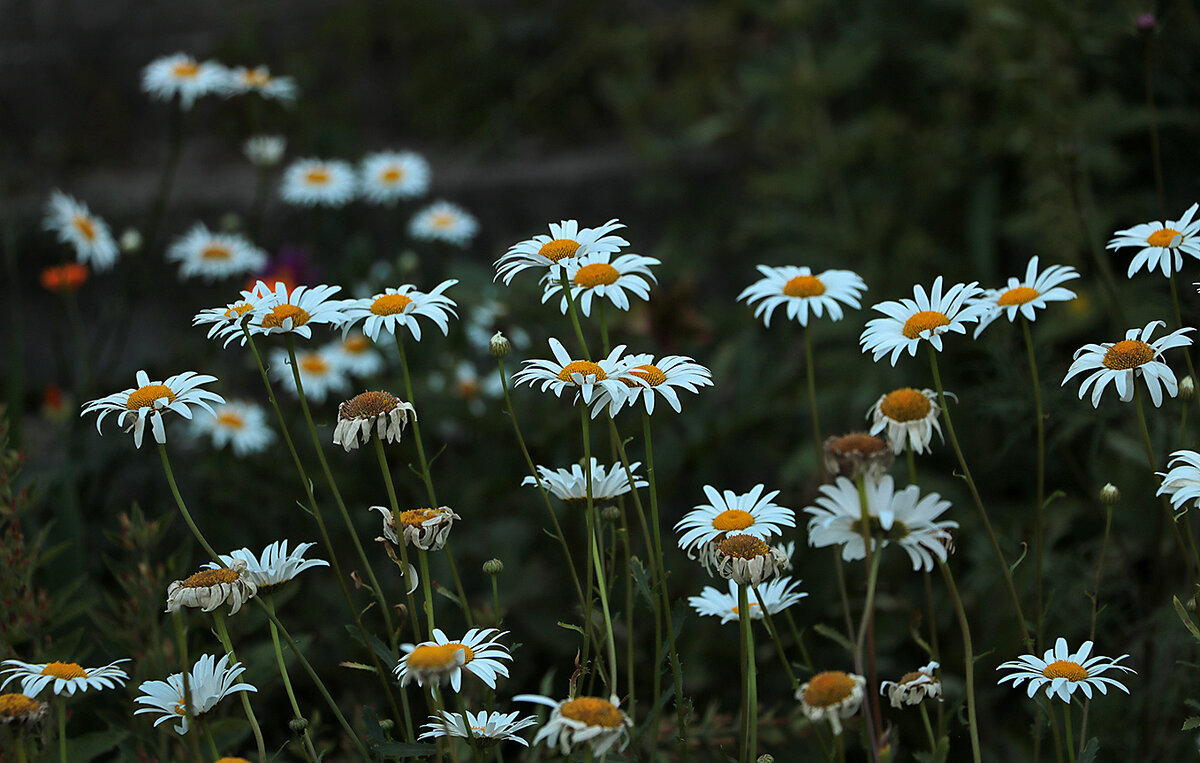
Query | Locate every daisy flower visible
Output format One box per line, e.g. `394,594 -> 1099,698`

1,659 -> 129,697
396,628 -> 512,692
192,294 -> 263,347
165,224 -> 267,281
225,65 -> 298,103
245,281 -> 349,340
711,534 -> 790,585
972,256 -> 1079,336
141,53 -> 228,109
360,151 -> 431,204
409,200 -> 478,246
244,135 -> 286,167
44,191 -> 119,271
0,693 -> 48,727
202,541 -> 328,595
997,638 -> 1134,702
515,694 -> 632,757
371,506 -> 460,551
797,671 -> 867,735
165,559 -> 258,615
866,389 -> 943,455
1107,203 -> 1200,278
279,158 -> 357,207
419,709 -> 536,747
339,280 -> 458,342
268,346 -> 351,403
1158,449 -> 1200,513
1062,320 -> 1194,407
738,265 -> 867,327
512,338 -> 637,414
522,458 -> 647,504
860,277 -> 987,365
325,333 -> 384,378
134,654 -> 256,734
805,475 -> 957,571
434,360 -> 503,417
333,391 -> 416,451
592,352 -> 713,417
494,219 -> 628,285
688,576 -> 808,624
675,484 -> 795,565
189,399 -> 275,456
541,251 -> 660,316
881,661 -> 942,708
81,370 -> 224,449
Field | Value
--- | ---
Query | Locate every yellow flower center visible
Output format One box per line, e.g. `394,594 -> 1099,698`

431,213 -> 455,228
559,697 -> 625,728
173,701 -> 187,716
126,384 -> 176,410
380,167 -> 404,183
715,534 -> 771,560
340,391 -> 401,419
626,364 -> 666,387
0,693 -> 42,717
879,388 -> 932,422
828,432 -> 888,456
902,310 -> 951,340
442,642 -> 476,663
216,412 -> 245,429
216,758 -> 255,763
804,671 -> 855,708
558,361 -> 606,383
343,336 -> 370,353
406,644 -> 462,671
1102,339 -> 1154,370
201,245 -> 231,260
371,294 -> 413,316
171,61 -> 199,78
304,169 -> 330,186
712,509 -> 755,532
300,354 -> 329,374
223,302 -> 254,319
783,275 -> 826,298
1148,228 -> 1182,248
1042,660 -> 1088,682
538,239 -> 581,263
573,263 -> 620,288
730,602 -> 760,616
180,568 -> 240,588
997,286 -> 1039,306
39,662 -> 87,680
399,509 -> 438,527
241,69 -> 270,87
72,214 -> 97,242
262,304 -> 311,330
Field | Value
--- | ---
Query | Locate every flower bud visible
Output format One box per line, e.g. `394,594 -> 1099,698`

600,505 -> 621,522
1181,376 -> 1195,402
489,331 -> 512,359
757,756 -> 775,763
483,558 -> 503,576
378,719 -> 394,733
288,717 -> 309,733
1100,483 -> 1120,507
119,228 -> 142,253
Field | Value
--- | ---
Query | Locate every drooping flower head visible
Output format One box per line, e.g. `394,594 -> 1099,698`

333,391 -> 416,451
797,671 -> 867,735
515,694 -> 632,757
165,559 -> 258,615
541,251 -> 659,316
0,693 -> 48,727
495,219 -> 627,285
44,191 -> 119,271
860,278 -> 986,365
997,638 -> 1134,702
1062,320 -> 1193,407
738,265 -> 867,327
1,659 -> 129,697
397,628 -> 512,692
972,256 -> 1079,337
1107,203 -> 1200,278
202,541 -> 328,595
372,506 -> 461,551
339,280 -> 458,342
867,388 -> 944,455
711,534 -> 790,585
881,661 -> 942,708
134,654 -> 256,734
142,53 -> 228,109
823,432 -> 894,482
82,370 -> 224,449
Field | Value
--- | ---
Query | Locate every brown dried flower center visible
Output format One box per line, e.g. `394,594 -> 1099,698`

0,692 -> 43,717
828,433 -> 888,456
715,534 -> 771,559
340,391 -> 400,419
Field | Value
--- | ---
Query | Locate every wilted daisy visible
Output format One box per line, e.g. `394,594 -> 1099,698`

409,200 -> 478,246
141,53 -> 228,109
593,352 -> 713,416
1,659 -> 129,697
494,219 -> 628,285
867,388 -> 943,455
225,65 -> 298,103
396,628 -> 512,692
1158,449 -> 1200,513
165,224 -> 267,281
675,484 -> 795,566
711,534 -> 790,585
325,333 -> 384,378
419,709 -> 537,747
1062,320 -> 1193,407
1107,203 -> 1200,278
192,283 -> 274,347
860,277 -> 986,365
268,346 -> 351,403
512,338 -> 637,413
738,265 -> 867,327
0,693 -> 48,727
44,191 -> 119,271
515,694 -> 632,757
972,256 -> 1079,336
82,370 -> 224,449
522,458 -> 647,504
688,576 -> 808,624
881,661 -> 942,708
279,158 -> 357,207
202,541 -> 327,594
797,671 -> 867,735
997,638 -> 1134,702
333,390 -> 415,451
372,506 -> 460,551
165,559 -> 258,615
189,399 -> 274,456
541,251 -> 659,316
244,135 -> 286,167
245,281 -> 348,339
339,280 -> 458,342
360,151 -> 431,203
134,654 -> 256,734
805,475 -> 957,571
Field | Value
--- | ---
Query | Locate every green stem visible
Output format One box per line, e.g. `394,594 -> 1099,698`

418,549 -> 437,638
753,587 -> 797,690
1063,703 -> 1077,763
171,611 -> 204,763
560,270 -> 592,360
853,551 -> 883,763
199,718 -> 221,760
598,299 -> 611,355
15,732 -> 28,763
265,597 -> 320,762
854,476 -> 884,759
212,610 -> 267,762
581,406 -> 619,695
739,584 -> 758,763
1044,696 -> 1065,763
1134,383 -> 1199,585
1088,506 -> 1113,642
371,435 -> 424,645
57,698 -> 67,763
1021,316 -> 1047,653
803,325 -> 824,474
156,443 -> 221,563
906,447 -> 918,485
919,701 -> 937,754
938,559 -> 981,763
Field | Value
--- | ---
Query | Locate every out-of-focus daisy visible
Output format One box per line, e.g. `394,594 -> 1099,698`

244,135 -> 286,167
166,224 -> 267,281
141,53 -> 228,109
434,360 -> 503,416
165,559 -> 257,615
339,280 -> 458,342
541,251 -> 659,316
972,257 -> 1079,336
711,534 -> 790,585
688,576 -> 807,624
189,399 -> 274,456
225,65 -> 298,103
594,352 -> 713,416
419,709 -> 536,747
279,159 -> 357,207
396,628 -> 512,692
371,506 -> 460,551
269,346 -> 350,403
881,661 -> 942,708
325,333 -> 384,378
738,265 -> 867,327
1158,449 -> 1200,514
1062,320 -> 1193,407
522,458 -> 647,504
860,277 -> 986,365
512,338 -> 637,413
246,281 -> 348,340
465,297 -> 530,353
866,389 -> 943,455
1,659 -> 129,697
40,263 -> 89,294
360,151 -> 431,204
675,485 -> 794,566
515,694 -> 632,757
82,370 -> 223,449
797,671 -> 866,735
1107,203 -> 1200,278
805,475 -> 956,571
44,191 -> 119,271
495,219 -> 628,285
202,541 -> 327,595
409,200 -> 478,246
134,654 -> 256,734
997,638 -> 1134,702
0,693 -> 48,727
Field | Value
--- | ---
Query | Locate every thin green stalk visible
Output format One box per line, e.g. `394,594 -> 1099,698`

923,570 -> 944,738
15,733 -> 28,763
171,611 -> 204,763
1063,703 -> 1076,763
1040,696 -> 1065,763
1088,505 -> 1113,643
560,270 -> 591,360
938,559 -> 981,763
783,609 -> 816,672
598,299 -> 611,355
854,477 -> 884,759
56,698 -> 67,763
199,718 -> 221,760
835,731 -> 846,763
212,610 -> 267,762
853,552 -> 883,763
418,549 -> 437,638
919,702 -> 937,754
803,325 -> 823,474
156,443 -> 220,563
265,597 -> 320,762
739,584 -> 758,763
906,447 -> 918,484
581,406 -> 619,695
752,587 -> 797,690
1021,316 -> 1047,652
372,436 -> 425,644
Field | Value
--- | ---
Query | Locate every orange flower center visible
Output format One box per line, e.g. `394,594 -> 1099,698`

241,69 -> 270,87
171,62 -> 200,78
715,534 -> 771,559
1102,339 -> 1154,370
1042,660 -> 1088,682
223,302 -> 254,319
1148,228 -> 1182,247
626,364 -> 666,387
380,167 -> 404,183
879,388 -> 932,422
340,391 -> 401,419
399,509 -> 438,527
804,671 -> 855,708
262,304 -> 311,330
574,263 -> 620,288
39,662 -> 87,680
783,275 -> 826,298
559,697 -> 625,728
730,601 -> 760,616
201,245 -> 231,260
431,213 -> 455,228
712,509 -> 755,532
902,310 -> 951,339
997,286 -> 1039,306
343,336 -> 370,353
180,568 -> 240,588
126,384 -> 176,410
72,214 -> 97,242
0,693 -> 42,717
406,644 -> 462,671
216,413 -> 245,429
442,642 -> 476,663
538,239 -> 581,263
558,361 -> 606,383
300,354 -> 329,374
371,294 -> 413,316
304,169 -> 330,185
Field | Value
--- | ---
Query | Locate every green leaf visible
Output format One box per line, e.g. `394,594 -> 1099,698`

1008,541 -> 1028,574
374,741 -> 438,758
813,623 -> 855,654
557,621 -> 585,636
1077,737 -> 1100,763
65,729 -> 128,762
1182,717 -> 1200,731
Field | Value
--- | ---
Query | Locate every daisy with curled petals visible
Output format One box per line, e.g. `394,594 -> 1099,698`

515,694 -> 632,757
867,388 -> 943,455
541,250 -> 660,316
333,391 -> 416,452
1061,320 -> 1193,407
881,661 -> 942,708
279,158 -> 357,207
409,200 -> 478,246
360,151 -> 430,204
738,265 -> 867,327
675,484 -> 795,566
82,370 -> 223,449
165,559 -> 258,615
594,352 -> 713,416
396,628 -> 512,692
711,534 -> 790,585
0,692 -> 48,727
494,218 -> 628,285
202,541 -> 328,594
193,282 -> 275,347
44,191 -> 119,271
805,475 -> 957,571
419,708 -> 537,747
860,277 -> 987,365
1107,202 -> 1200,278
512,338 -> 638,415
1158,449 -> 1200,514
688,576 -> 807,624
522,458 -> 647,504
797,671 -> 867,735
166,223 -> 267,281
190,399 -> 274,456
141,53 -> 228,109
371,506 -> 460,551
268,347 -> 351,403
225,65 -> 298,103
972,256 -> 1079,337
1,658 -> 129,697
339,280 -> 458,342
997,638 -> 1134,702
245,281 -> 348,340
134,654 -> 256,734
325,333 -> 384,378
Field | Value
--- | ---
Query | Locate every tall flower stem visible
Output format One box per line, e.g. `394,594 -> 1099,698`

1063,703 -> 1077,763
264,596 -> 320,762
56,698 -> 67,763
417,549 -> 438,637
752,588 -> 798,690
1020,316 -> 1048,652
803,325 -> 823,473
1077,500 -> 1114,750
156,443 -> 222,564
1133,384 -> 1199,585
211,610 -> 267,762
937,559 -> 981,763
854,476 -> 885,758
738,584 -> 758,763
560,271 -> 592,360
919,702 -> 937,754
373,436 -> 426,644
853,551 -> 883,763
581,406 -> 619,695
171,611 -> 204,763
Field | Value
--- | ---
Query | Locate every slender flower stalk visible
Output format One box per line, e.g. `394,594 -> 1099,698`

171,611 -> 203,763
1020,316 -> 1048,651
211,611 -> 267,762
739,583 -> 758,763
938,559 -> 981,763
853,477 -> 884,760
804,325 -> 824,473
56,698 -> 66,763
755,588 -> 831,759
1063,703 -> 1077,763
264,597 -> 319,762
581,407 -> 619,696
372,437 -> 425,645
560,270 -> 592,361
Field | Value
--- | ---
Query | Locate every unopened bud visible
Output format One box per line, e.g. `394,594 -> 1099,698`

600,505 -> 621,522
1181,376 -> 1195,402
378,719 -> 394,733
489,331 -> 511,359
288,717 -> 309,733
757,755 -> 775,763
1100,483 -> 1120,506
483,558 -> 503,576
119,228 -> 142,253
